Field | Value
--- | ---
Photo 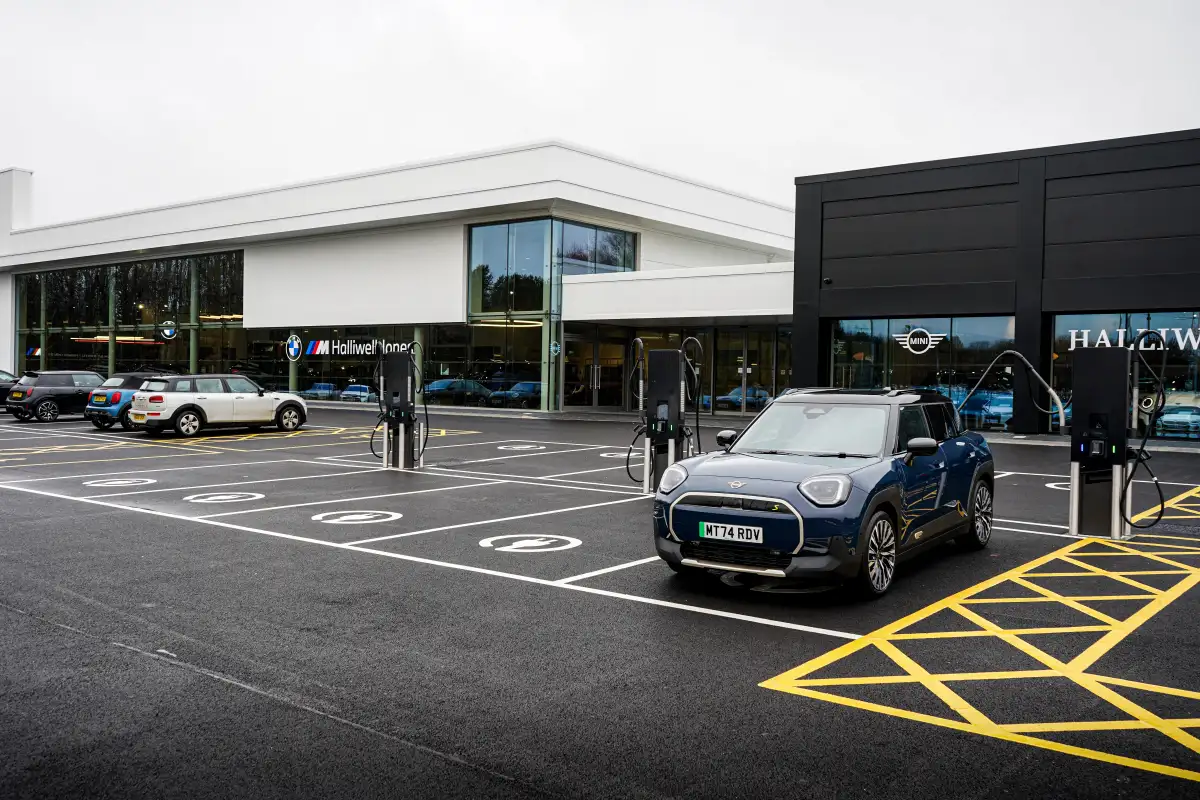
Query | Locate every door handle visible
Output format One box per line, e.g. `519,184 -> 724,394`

197,396 -> 208,399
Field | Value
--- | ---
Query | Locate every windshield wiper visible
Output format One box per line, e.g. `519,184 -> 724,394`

742,449 -> 806,456
743,449 -> 873,458
802,452 -> 875,458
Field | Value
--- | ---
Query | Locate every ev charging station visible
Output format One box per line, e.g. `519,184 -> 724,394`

374,343 -> 429,470
628,338 -> 704,493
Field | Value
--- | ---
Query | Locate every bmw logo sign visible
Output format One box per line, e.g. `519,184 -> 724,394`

159,321 -> 178,340
285,334 -> 303,362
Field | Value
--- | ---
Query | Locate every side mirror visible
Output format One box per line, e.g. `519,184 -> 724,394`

716,429 -> 738,449
257,388 -> 266,397
906,437 -> 939,458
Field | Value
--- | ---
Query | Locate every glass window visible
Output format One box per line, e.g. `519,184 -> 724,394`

16,273 -> 41,330
595,228 -> 626,273
100,377 -> 125,388
469,224 -> 509,314
924,404 -> 951,441
896,405 -> 931,452
831,319 -> 887,390
171,379 -> 192,392
43,333 -> 108,373
561,223 -> 596,275
226,377 -> 260,393
115,258 -> 191,325
889,317 -> 953,395
509,220 -> 549,312
72,373 -> 103,388
194,378 -> 225,393
144,380 -> 170,392
40,374 -> 73,387
197,251 -> 244,320
732,402 -> 889,456
43,266 -> 109,328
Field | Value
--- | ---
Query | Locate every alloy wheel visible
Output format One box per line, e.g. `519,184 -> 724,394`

866,517 -> 897,593
177,413 -> 201,436
280,408 -> 300,430
36,401 -> 59,422
973,483 -> 993,545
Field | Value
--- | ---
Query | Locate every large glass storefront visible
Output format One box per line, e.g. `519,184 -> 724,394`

14,251 -> 245,378
830,316 -> 1016,431
1052,311 -> 1200,439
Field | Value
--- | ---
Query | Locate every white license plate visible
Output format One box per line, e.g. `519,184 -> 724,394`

131,412 -> 146,422
699,521 -> 764,544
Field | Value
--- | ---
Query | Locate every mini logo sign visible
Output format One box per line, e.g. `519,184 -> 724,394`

893,327 -> 946,355
285,335 -> 303,362
159,321 -> 178,340
728,481 -> 746,489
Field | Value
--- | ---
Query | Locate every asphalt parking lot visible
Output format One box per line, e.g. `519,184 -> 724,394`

1,407 -> 1198,798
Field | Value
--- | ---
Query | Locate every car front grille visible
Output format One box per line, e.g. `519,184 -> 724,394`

680,541 -> 791,570
679,494 -> 795,514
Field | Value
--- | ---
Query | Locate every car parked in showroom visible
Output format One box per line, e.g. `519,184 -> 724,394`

340,384 -> 377,403
84,371 -> 164,430
488,381 -> 541,409
1155,405 -> 1200,439
713,385 -> 772,412
424,378 -> 491,406
5,370 -> 105,422
653,389 -> 995,597
129,374 -> 307,437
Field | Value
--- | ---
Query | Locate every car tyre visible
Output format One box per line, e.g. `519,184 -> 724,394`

91,417 -> 115,430
174,410 -> 203,438
854,510 -> 897,598
276,405 -> 303,432
118,407 -> 135,431
34,399 -> 59,423
958,480 -> 994,551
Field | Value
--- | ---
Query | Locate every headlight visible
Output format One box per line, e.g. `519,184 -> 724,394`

799,474 -> 852,507
659,463 -> 688,494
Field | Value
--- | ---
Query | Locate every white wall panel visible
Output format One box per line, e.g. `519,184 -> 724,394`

243,225 -> 465,328
562,263 -> 793,322
639,229 -> 779,271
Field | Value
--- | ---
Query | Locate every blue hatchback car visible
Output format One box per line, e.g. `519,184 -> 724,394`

653,389 -> 995,597
84,372 -> 160,430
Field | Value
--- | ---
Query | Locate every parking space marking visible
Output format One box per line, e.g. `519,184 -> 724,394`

1002,470 -> 1199,488
344,495 -> 653,546
449,444 -> 612,465
428,466 -> 639,492
545,465 -> 640,479
0,458 -> 344,484
0,481 -> 860,640
81,467 -> 382,498
554,557 -> 661,584
194,480 -> 508,518
761,534 -> 1200,782
0,450 -> 211,471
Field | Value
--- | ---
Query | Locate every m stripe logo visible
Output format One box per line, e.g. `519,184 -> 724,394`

306,340 -> 329,356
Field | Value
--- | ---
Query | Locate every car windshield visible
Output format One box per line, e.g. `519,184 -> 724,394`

101,377 -> 124,387
730,402 -> 889,457
512,383 -> 538,392
427,380 -> 455,390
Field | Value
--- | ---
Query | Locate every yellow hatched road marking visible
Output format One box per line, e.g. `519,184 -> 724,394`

1133,484 -> 1200,522
761,531 -> 1200,782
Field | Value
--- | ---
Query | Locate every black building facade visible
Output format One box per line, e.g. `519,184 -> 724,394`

792,128 -> 1200,436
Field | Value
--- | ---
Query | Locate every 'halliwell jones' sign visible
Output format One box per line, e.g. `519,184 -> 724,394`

304,339 -> 412,357
1067,328 -> 1200,351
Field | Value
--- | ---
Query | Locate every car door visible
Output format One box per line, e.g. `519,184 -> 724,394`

226,377 -> 274,422
928,403 -> 975,513
70,373 -> 103,412
193,377 -> 234,423
893,404 -> 951,547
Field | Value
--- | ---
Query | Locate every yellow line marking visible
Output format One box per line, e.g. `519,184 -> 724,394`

761,533 -> 1200,782
1133,485 -> 1200,522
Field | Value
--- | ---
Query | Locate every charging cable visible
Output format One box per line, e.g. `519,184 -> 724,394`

1121,331 -> 1167,530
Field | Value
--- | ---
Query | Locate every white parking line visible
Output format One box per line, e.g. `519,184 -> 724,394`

995,518 -> 1067,529
992,471 -> 1013,479
428,466 -> 638,491
450,445 -> 609,465
0,481 -> 859,640
344,495 -> 653,546
82,467 -> 382,498
196,480 -> 507,518
555,557 -> 661,584
1001,470 -> 1198,488
545,464 -> 640,479
994,525 -> 1084,540
0,458 -> 303,484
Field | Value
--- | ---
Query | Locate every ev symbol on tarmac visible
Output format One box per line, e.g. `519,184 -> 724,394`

184,492 -> 265,503
83,477 -> 157,488
311,510 -> 403,524
497,444 -> 545,451
479,534 -> 582,553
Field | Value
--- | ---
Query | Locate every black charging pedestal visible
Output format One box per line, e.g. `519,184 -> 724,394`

381,349 -> 419,470
1068,346 -> 1133,539
643,349 -> 687,492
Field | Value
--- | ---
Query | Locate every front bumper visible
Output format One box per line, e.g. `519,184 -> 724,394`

654,536 -> 859,580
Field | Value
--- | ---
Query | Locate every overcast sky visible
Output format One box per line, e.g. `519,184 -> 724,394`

2,0 -> 1198,224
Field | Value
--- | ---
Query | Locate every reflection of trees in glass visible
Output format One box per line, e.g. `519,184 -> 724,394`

44,266 -> 107,327
596,229 -> 624,270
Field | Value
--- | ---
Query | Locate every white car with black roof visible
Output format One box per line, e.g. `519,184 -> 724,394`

130,374 -> 307,437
